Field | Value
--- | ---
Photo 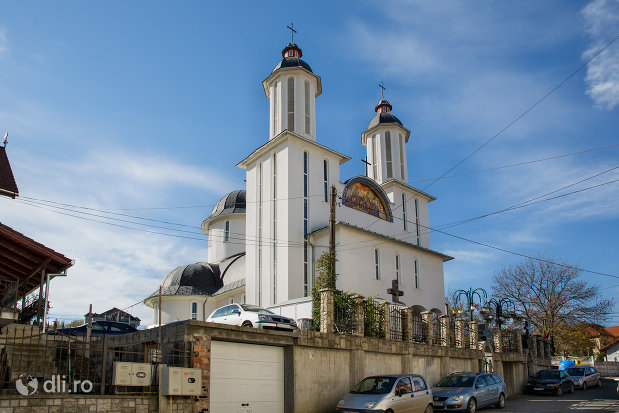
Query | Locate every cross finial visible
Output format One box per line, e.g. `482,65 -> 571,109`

286,22 -> 297,43
379,81 -> 386,100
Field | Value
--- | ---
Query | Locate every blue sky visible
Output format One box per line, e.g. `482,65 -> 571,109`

1,1 -> 618,326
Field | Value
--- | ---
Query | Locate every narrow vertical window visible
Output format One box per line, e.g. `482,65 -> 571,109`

304,80 -> 310,134
402,194 -> 408,231
303,151 -> 309,296
272,153 -> 278,302
273,83 -> 279,135
395,254 -> 400,284
374,249 -> 381,280
414,259 -> 419,288
414,198 -> 420,246
287,77 -> 295,131
257,163 -> 263,306
399,133 -> 405,180
208,229 -> 212,247
323,159 -> 328,202
191,302 -> 197,320
224,220 -> 230,242
385,131 -> 393,179
372,134 -> 378,179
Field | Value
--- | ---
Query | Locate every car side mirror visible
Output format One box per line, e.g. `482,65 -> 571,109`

475,384 -> 480,389
232,310 -> 241,315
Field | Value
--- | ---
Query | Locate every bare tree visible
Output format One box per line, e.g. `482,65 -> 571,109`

491,254 -> 613,352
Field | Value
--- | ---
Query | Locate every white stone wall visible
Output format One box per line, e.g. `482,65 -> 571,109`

206,214 -> 246,262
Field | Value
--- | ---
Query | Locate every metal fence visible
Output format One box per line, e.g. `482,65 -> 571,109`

363,299 -> 385,339
431,314 -> 442,346
463,322 -> 471,349
389,305 -> 403,340
334,294 -> 357,335
410,311 -> 425,343
0,324 -> 191,395
501,330 -> 516,353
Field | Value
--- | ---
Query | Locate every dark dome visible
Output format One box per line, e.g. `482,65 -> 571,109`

209,190 -> 246,220
148,263 -> 223,298
273,57 -> 313,73
368,112 -> 403,129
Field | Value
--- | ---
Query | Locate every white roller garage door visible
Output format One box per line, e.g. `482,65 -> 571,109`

210,341 -> 284,413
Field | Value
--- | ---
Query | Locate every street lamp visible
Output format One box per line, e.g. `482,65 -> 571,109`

480,297 -> 515,329
453,288 -> 488,321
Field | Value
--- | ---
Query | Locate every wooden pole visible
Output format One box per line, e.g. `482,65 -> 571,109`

36,269 -> 45,326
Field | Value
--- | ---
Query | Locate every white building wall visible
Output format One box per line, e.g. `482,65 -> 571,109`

206,214 -> 246,262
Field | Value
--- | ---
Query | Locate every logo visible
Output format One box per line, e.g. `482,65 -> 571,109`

15,374 -> 93,395
15,375 -> 38,396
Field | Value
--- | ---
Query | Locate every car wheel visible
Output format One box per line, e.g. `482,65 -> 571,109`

466,397 -> 476,413
556,386 -> 563,397
582,381 -> 587,391
496,392 -> 506,409
569,383 -> 574,394
424,404 -> 433,413
241,321 -> 253,328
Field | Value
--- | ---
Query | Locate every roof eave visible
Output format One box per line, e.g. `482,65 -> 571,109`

380,180 -> 437,202
263,67 -> 322,98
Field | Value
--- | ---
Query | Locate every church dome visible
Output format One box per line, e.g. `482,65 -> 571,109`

367,97 -> 403,129
208,190 -> 246,220
272,42 -> 313,73
148,262 -> 223,298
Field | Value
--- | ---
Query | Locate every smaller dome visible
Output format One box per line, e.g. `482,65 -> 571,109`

208,190 -> 246,220
368,112 -> 403,129
148,262 -> 223,299
273,57 -> 313,73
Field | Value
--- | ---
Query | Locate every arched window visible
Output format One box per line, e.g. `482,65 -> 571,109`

273,82 -> 279,135
414,198 -> 420,246
303,151 -> 309,296
372,134 -> 378,179
224,220 -> 230,242
385,131 -> 393,179
402,194 -> 408,231
323,159 -> 328,202
304,80 -> 310,133
287,77 -> 295,131
191,302 -> 198,320
374,249 -> 381,280
414,259 -> 420,289
395,254 -> 401,284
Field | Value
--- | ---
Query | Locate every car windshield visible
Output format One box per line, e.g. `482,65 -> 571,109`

350,377 -> 397,394
435,376 -> 475,387
240,304 -> 274,314
535,370 -> 560,379
566,367 -> 585,376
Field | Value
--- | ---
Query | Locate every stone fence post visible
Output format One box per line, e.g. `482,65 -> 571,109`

319,288 -> 336,334
455,318 -> 465,349
492,328 -> 502,353
402,308 -> 413,342
422,311 -> 433,345
439,315 -> 449,347
468,321 -> 478,349
353,295 -> 364,337
383,302 -> 391,340
516,329 -> 523,354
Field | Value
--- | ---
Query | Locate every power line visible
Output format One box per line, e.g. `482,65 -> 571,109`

423,33 -> 619,191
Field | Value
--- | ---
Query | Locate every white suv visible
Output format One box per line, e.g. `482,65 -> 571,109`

206,304 -> 297,331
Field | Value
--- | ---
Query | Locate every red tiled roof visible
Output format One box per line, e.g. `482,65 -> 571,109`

0,146 -> 19,198
600,338 -> 619,353
604,326 -> 619,337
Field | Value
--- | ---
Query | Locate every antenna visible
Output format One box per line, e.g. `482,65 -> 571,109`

2,132 -> 7,147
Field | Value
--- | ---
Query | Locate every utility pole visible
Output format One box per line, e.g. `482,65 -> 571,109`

329,185 -> 337,279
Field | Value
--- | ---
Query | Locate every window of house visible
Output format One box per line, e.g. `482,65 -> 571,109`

399,133 -> 405,180
375,249 -> 381,280
414,259 -> 419,288
303,151 -> 309,296
385,131 -> 393,179
415,198 -> 420,246
273,82 -> 279,135
287,77 -> 295,131
323,159 -> 328,202
191,302 -> 198,320
304,80 -> 310,134
395,254 -> 400,284
224,220 -> 230,242
402,193 -> 408,231
372,135 -> 378,179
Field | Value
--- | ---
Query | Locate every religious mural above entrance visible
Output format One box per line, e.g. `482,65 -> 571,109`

341,177 -> 393,222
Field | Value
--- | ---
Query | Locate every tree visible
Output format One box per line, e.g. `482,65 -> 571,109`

311,251 -> 337,330
490,254 -> 613,355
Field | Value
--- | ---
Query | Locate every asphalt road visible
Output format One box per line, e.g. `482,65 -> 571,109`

481,379 -> 619,413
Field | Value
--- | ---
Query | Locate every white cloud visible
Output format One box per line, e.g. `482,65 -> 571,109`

582,0 -> 619,110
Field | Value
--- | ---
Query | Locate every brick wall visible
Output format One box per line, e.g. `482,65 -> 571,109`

0,395 -> 192,413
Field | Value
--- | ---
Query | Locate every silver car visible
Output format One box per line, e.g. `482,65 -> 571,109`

432,372 -> 507,412
566,366 -> 601,390
336,374 -> 433,413
206,303 -> 297,331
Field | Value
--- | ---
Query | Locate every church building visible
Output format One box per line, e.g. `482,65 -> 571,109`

145,31 -> 453,325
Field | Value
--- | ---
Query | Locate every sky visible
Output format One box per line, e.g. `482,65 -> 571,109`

1,1 -> 618,327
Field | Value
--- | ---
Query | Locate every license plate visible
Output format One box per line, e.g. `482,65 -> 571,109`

534,387 -> 544,391
435,402 -> 444,407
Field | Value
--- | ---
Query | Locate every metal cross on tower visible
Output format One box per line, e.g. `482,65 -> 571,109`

379,81 -> 386,100
361,157 -> 371,177
286,22 -> 297,43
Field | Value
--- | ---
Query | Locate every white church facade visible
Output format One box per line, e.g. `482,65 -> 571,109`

145,36 -> 453,325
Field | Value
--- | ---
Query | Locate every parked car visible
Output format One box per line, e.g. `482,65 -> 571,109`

432,372 -> 507,412
206,303 -> 297,331
51,320 -> 138,336
566,366 -> 601,390
525,369 -> 574,396
336,374 -> 433,413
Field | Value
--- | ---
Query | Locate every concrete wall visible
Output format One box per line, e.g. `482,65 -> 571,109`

0,395 -> 192,413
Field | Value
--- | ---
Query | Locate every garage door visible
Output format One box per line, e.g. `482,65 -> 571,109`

210,341 -> 284,413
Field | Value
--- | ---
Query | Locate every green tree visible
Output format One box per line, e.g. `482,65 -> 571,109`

311,251 -> 337,330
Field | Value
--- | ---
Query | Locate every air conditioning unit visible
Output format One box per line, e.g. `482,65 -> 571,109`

160,367 -> 202,396
112,362 -> 152,386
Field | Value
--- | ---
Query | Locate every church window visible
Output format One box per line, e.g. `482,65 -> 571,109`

303,151 -> 309,296
395,254 -> 401,284
304,80 -> 310,134
288,77 -> 295,131
402,194 -> 408,231
399,133 -> 405,180
224,220 -> 230,242
273,83 -> 279,135
372,134 -> 378,179
191,302 -> 197,320
323,159 -> 328,202
257,163 -> 263,306
374,249 -> 381,280
208,229 -> 212,247
272,152 -> 277,304
385,131 -> 393,179
414,259 -> 420,288
414,198 -> 420,246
